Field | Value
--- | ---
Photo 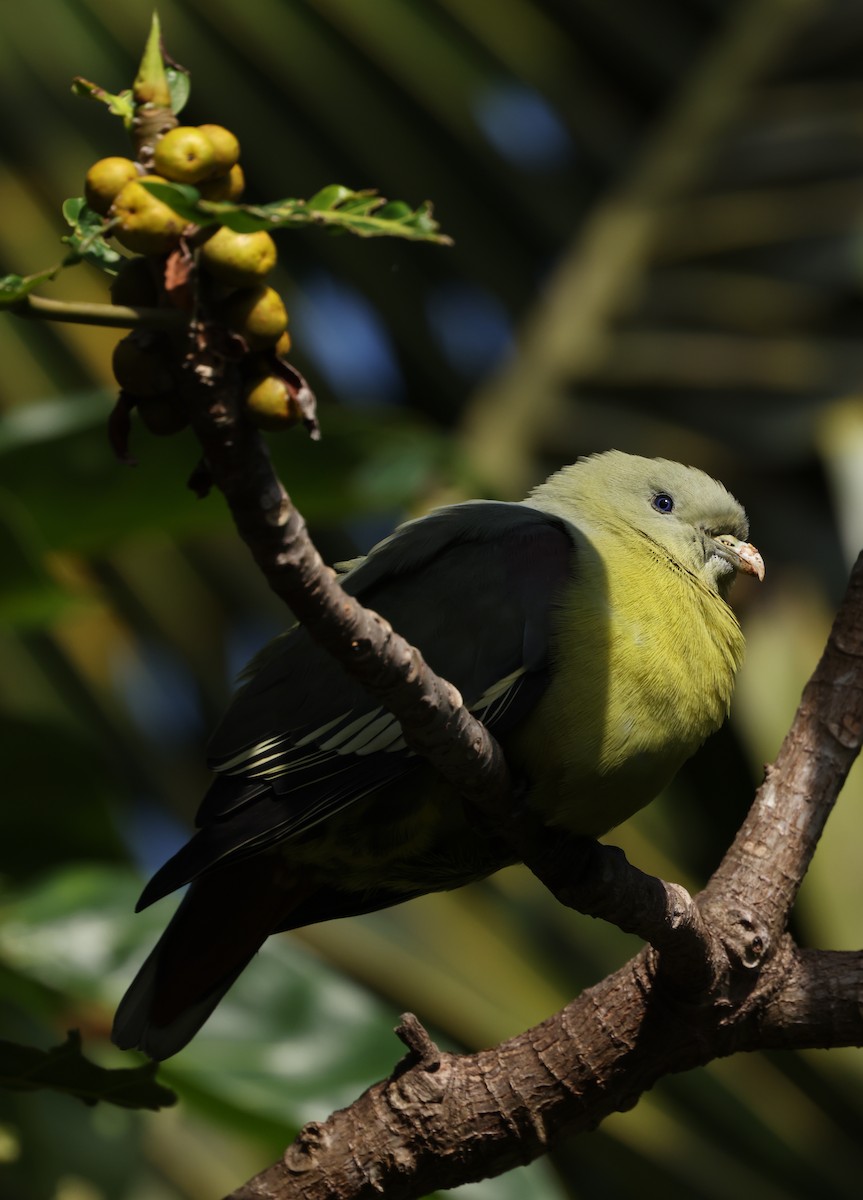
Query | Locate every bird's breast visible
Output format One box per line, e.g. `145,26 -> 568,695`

512,533 -> 745,836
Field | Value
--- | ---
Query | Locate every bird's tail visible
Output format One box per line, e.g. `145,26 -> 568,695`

112,858 -> 309,1060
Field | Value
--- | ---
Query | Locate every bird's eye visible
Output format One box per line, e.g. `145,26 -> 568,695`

652,492 -> 674,513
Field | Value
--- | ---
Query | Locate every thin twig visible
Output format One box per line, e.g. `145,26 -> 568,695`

11,294 -> 188,329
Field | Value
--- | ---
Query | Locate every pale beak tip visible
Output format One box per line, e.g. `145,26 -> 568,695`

716,534 -> 765,582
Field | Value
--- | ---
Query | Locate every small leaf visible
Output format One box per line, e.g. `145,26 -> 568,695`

133,11 -> 172,108
71,78 -> 136,129
62,197 -> 87,226
375,201 -> 412,220
0,268 -> 60,306
0,1031 -> 176,1110
196,186 -> 453,244
60,201 -> 121,273
139,179 -> 212,226
306,184 -> 353,211
166,64 -> 191,115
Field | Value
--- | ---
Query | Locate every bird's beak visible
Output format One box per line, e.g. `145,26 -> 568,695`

714,534 -> 765,581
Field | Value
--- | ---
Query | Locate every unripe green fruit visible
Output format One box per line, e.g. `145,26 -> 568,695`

197,124 -> 240,173
199,227 -> 277,288
199,163 -> 245,201
110,256 -> 160,307
137,397 -> 189,436
112,334 -> 173,398
221,286 -> 288,349
84,157 -> 139,215
154,126 -> 217,185
111,176 -> 185,256
244,374 -> 298,430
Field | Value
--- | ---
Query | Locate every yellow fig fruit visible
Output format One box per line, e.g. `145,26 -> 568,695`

221,286 -> 288,349
244,374 -> 298,430
274,329 -> 292,356
198,163 -> 245,202
110,256 -> 160,308
154,126 -> 217,184
197,124 -> 240,174
199,226 -> 277,288
111,175 -> 185,256
112,334 -> 173,398
84,157 -> 140,215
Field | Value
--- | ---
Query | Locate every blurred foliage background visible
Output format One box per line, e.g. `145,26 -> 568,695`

1,1 -> 863,1197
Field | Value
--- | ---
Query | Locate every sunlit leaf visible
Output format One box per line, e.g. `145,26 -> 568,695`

147,184 -> 452,244
137,179 -> 209,226
59,201 -> 121,273
70,78 -> 136,129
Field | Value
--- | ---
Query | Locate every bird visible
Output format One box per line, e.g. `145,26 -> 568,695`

112,450 -> 764,1059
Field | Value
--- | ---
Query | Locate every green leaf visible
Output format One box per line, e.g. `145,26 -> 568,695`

59,200 -> 121,273
0,1031 -> 175,1110
0,268 -> 60,306
306,184 -> 354,211
133,11 -> 172,108
138,179 -> 212,226
189,186 -> 452,244
166,64 -> 191,115
70,78 -> 136,130
61,197 -> 87,226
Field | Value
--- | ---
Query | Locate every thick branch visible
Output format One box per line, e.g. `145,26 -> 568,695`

228,943 -> 863,1200
754,947 -> 863,1051
702,552 -> 863,936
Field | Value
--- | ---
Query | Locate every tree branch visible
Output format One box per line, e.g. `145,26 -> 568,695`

178,346 -> 511,808
12,294 -> 187,329
702,551 -> 863,937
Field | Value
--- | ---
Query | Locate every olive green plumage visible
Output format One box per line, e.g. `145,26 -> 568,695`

113,451 -> 763,1059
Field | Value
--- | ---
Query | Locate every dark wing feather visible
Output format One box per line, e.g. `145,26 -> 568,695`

137,502 -> 575,908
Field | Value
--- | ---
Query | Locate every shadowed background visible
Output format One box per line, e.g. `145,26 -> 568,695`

1,1 -> 863,1197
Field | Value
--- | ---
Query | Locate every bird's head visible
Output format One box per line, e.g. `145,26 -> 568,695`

527,450 -> 764,598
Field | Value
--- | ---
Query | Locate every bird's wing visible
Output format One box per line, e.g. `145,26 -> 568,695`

137,502 -> 575,909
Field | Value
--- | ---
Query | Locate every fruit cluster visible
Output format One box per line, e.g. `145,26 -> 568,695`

86,123 -> 300,435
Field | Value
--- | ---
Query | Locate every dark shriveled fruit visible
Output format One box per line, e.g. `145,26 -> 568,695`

110,256 -> 160,308
137,396 -> 189,436
112,334 -> 173,398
